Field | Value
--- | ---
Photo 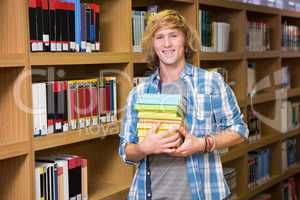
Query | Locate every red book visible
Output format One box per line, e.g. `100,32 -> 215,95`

77,81 -> 86,128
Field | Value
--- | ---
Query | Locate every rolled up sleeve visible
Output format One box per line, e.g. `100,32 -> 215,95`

118,89 -> 139,165
211,73 -> 249,140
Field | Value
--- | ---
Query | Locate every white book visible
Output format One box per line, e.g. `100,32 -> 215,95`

32,83 -> 40,136
281,141 -> 288,172
54,159 -> 69,200
35,164 -> 43,200
39,83 -> 48,136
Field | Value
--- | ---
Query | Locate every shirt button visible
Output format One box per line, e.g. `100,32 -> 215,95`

147,171 -> 150,176
147,193 -> 151,197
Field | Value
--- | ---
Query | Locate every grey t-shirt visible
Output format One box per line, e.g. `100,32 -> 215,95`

149,79 -> 192,200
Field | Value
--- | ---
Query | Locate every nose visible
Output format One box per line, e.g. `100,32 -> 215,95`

163,36 -> 171,47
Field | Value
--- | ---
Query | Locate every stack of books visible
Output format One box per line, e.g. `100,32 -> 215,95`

134,94 -> 184,142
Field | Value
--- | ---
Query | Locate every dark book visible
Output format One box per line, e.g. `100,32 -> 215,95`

29,0 -> 38,51
49,0 -> 57,51
41,0 -> 50,51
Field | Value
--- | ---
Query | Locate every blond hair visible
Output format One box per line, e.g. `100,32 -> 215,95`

141,9 -> 199,68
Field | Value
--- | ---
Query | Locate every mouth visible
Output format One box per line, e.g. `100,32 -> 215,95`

162,49 -> 175,56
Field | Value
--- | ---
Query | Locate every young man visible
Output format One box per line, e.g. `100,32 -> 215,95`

119,10 -> 248,200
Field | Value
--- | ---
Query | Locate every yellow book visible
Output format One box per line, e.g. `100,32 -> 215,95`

137,128 -> 177,137
138,112 -> 182,121
137,122 -> 181,130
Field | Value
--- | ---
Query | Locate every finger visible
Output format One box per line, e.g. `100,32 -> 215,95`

160,133 -> 180,144
147,122 -> 161,135
163,138 -> 182,148
178,125 -> 187,137
158,126 -> 179,139
162,148 -> 176,154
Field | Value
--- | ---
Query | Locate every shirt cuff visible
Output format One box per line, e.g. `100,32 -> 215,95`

119,141 -> 139,166
226,124 -> 249,140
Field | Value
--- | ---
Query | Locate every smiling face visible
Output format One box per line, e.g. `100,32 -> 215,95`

153,28 -> 186,68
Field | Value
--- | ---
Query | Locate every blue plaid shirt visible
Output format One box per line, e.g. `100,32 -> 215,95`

119,63 -> 249,200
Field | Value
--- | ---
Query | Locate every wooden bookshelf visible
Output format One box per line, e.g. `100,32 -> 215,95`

30,52 -> 130,66
247,133 -> 282,151
132,52 -> 147,63
282,127 -> 300,140
199,52 -> 244,61
89,182 -> 130,200
246,51 -> 280,59
0,54 -> 27,68
0,141 -> 30,160
221,144 -> 246,163
281,51 -> 300,58
0,0 -> 299,199
247,175 -> 281,199
33,121 -> 120,151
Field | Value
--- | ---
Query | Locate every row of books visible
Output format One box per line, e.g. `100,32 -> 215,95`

282,138 -> 297,172
132,6 -> 159,52
35,154 -> 87,200
248,148 -> 271,189
281,177 -> 298,200
282,21 -> 300,51
32,77 -> 117,137
199,10 -> 230,52
247,105 -> 262,143
224,167 -> 237,200
134,94 -> 184,142
29,0 -> 100,53
230,0 -> 300,11
247,21 -> 271,52
280,100 -> 300,133
247,63 -> 291,96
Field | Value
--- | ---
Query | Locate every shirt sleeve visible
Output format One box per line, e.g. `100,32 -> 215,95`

118,88 -> 139,165
211,72 -> 249,140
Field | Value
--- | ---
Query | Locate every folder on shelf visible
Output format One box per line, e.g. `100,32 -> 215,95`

49,0 -> 57,51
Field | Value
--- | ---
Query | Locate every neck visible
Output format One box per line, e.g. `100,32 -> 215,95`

159,60 -> 185,83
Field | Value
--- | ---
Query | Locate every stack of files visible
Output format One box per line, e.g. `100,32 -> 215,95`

134,94 -> 184,142
35,154 -> 88,200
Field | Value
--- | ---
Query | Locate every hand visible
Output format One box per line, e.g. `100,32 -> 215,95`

171,124 -> 205,157
138,123 -> 182,156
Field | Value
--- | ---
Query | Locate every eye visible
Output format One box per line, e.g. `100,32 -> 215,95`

170,34 -> 178,38
155,35 -> 163,40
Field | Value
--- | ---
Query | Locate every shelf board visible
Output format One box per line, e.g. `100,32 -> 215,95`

246,50 -> 280,59
90,182 -> 130,200
249,88 -> 300,105
33,121 -> 120,151
249,92 -> 275,105
0,141 -> 30,160
247,133 -> 281,151
172,0 -> 194,3
0,54 -> 26,68
30,52 -> 130,66
280,8 -> 300,18
281,162 -> 300,180
245,3 -> 279,14
199,0 -> 245,10
199,52 -> 244,61
132,52 -> 146,63
281,51 -> 300,58
221,144 -> 246,163
287,87 -> 300,98
247,175 -> 281,199
246,163 -> 300,199
281,127 -> 300,140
